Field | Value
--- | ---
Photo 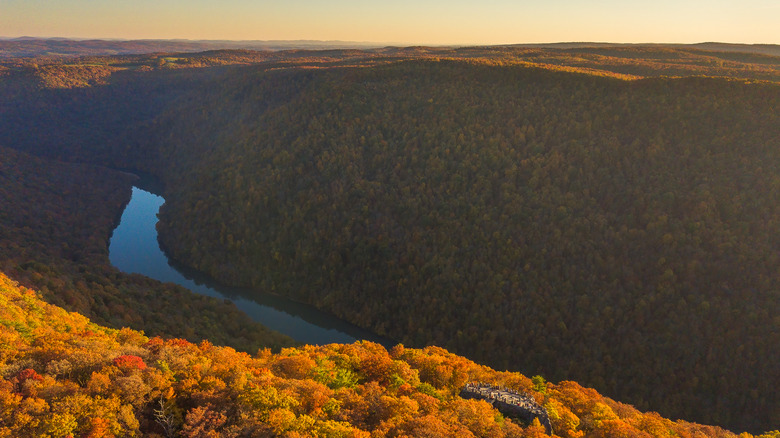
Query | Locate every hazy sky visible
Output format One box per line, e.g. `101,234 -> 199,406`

1,0 -> 778,45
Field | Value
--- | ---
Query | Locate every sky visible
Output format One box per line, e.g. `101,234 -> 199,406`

1,0 -> 778,46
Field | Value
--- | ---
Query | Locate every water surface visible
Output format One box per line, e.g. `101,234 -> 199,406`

109,186 -> 393,347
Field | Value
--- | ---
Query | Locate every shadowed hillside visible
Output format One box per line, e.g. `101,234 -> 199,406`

0,146 -> 295,352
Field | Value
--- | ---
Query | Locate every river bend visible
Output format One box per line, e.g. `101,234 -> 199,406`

109,185 -> 392,347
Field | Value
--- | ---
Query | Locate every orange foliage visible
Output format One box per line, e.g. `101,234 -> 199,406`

112,355 -> 147,371
0,262 -> 763,437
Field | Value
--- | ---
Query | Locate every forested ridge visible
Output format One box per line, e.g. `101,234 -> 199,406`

1,47 -> 780,433
152,62 -> 780,433
2,271 -> 777,437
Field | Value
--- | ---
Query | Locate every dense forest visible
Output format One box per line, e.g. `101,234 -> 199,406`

149,61 -> 780,433
0,146 -> 294,352
1,46 -> 780,434
3,271 -> 778,437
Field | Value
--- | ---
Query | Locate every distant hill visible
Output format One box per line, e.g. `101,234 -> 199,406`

506,42 -> 780,57
4,37 -> 779,60
0,37 -> 392,58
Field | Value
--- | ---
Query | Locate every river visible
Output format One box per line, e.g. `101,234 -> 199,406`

109,182 -> 393,347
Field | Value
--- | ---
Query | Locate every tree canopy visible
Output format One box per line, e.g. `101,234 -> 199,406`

1,46 -> 779,433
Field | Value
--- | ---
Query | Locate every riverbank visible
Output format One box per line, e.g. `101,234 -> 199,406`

109,184 -> 394,347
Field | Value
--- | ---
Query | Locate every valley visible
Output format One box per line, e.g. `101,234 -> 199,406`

109,184 -> 391,346
1,43 -> 779,434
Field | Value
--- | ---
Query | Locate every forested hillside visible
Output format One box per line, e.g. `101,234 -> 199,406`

2,271 -> 775,437
1,47 -> 779,433
151,61 -> 780,433
0,146 -> 294,352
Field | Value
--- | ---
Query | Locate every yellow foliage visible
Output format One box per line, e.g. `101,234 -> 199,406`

0,272 -> 759,437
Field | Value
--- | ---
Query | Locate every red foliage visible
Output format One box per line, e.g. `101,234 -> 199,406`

112,355 -> 147,371
16,368 -> 43,383
15,368 -> 44,396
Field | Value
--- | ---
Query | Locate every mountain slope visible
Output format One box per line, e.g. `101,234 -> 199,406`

150,61 -> 780,431
1,49 -> 780,432
0,145 -> 295,352
1,271 -> 770,437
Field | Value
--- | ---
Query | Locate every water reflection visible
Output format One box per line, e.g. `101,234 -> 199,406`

109,185 -> 393,347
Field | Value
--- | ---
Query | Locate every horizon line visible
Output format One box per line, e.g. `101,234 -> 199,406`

2,36 -> 779,48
